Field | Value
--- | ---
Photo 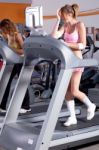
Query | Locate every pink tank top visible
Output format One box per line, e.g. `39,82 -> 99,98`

63,26 -> 79,43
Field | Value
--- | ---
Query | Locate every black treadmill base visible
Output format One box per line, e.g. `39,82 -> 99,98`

49,136 -> 99,150
57,114 -> 99,132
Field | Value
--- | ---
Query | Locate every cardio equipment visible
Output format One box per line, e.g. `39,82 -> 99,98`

0,38 -> 23,132
0,39 -> 23,108
0,6 -> 98,150
80,35 -> 99,94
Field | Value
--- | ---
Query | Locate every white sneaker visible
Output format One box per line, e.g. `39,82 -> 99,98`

87,103 -> 96,120
64,117 -> 77,126
19,108 -> 31,114
0,108 -> 6,113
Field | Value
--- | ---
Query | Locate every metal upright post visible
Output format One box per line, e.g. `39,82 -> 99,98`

34,69 -> 72,150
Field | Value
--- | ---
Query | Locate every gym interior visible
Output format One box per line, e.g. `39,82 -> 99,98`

0,0 -> 99,150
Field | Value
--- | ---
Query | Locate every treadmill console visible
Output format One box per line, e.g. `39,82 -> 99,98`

25,6 -> 43,29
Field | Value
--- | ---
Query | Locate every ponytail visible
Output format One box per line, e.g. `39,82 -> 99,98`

71,4 -> 79,18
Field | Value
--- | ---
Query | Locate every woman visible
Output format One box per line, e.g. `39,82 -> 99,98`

52,4 -> 96,126
0,19 -> 31,114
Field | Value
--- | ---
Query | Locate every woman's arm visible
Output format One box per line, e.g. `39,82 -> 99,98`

51,9 -> 64,39
66,22 -> 86,50
51,20 -> 64,39
15,33 -> 24,55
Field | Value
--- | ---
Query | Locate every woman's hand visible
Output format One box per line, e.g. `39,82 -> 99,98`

56,9 -> 61,21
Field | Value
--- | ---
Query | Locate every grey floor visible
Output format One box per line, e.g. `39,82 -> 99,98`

0,142 -> 99,150
0,143 -> 99,150
51,142 -> 99,150
77,143 -> 99,150
67,142 -> 99,150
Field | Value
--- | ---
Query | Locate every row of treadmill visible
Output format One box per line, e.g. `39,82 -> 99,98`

0,27 -> 99,150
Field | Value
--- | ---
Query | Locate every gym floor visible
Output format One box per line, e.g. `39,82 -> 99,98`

52,142 -> 99,150
0,142 -> 99,150
69,142 -> 99,150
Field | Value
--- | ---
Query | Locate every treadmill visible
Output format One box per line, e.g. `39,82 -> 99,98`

0,19 -> 79,125
16,6 -> 80,123
0,6 -> 98,150
0,39 -> 23,132
0,39 -> 23,107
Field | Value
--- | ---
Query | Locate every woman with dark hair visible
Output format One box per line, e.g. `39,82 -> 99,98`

0,19 -> 31,114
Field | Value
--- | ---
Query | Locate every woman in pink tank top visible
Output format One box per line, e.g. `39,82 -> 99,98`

52,4 -> 96,126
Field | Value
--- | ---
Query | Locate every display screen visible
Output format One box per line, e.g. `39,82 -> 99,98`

25,6 -> 43,29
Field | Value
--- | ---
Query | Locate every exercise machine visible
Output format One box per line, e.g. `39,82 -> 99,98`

0,27 -> 97,150
0,6 -> 98,150
0,40 -> 23,109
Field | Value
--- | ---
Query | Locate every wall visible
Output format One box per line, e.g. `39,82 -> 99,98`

32,0 -> 99,60
0,2 -> 30,23
0,0 -> 31,3
0,0 -> 98,28
32,0 -> 99,34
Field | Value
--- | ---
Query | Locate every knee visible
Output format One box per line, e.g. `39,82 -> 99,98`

71,89 -> 79,97
66,92 -> 73,100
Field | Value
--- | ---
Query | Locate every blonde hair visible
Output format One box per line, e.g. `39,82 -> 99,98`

61,3 -> 79,18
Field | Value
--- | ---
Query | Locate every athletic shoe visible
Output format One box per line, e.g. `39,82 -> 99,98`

0,108 -> 6,113
87,103 -> 96,120
64,117 -> 77,126
19,108 -> 31,114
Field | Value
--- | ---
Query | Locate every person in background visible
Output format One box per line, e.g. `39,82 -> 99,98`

52,4 -> 96,126
22,26 -> 30,40
0,19 -> 31,114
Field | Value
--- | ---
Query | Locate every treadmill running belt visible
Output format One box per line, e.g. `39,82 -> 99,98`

56,114 -> 99,132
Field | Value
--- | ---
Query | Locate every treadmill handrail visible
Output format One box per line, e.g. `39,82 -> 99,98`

0,40 -> 24,64
23,35 -> 98,69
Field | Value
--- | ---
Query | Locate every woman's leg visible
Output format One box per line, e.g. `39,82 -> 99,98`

71,71 -> 96,120
16,64 -> 30,113
0,65 -> 17,111
21,89 -> 30,110
64,84 -> 77,126
0,64 -> 30,113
